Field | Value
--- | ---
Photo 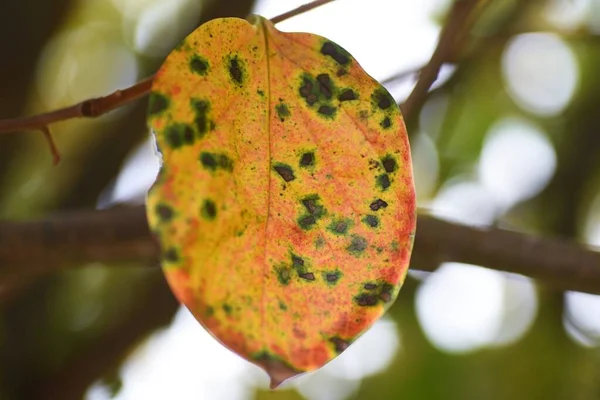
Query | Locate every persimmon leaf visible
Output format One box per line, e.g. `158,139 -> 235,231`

146,15 -> 416,388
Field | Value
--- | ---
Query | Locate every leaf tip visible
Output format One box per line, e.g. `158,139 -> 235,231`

259,356 -> 301,389
267,368 -> 298,389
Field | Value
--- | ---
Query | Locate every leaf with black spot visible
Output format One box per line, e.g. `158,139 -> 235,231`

146,15 -> 415,388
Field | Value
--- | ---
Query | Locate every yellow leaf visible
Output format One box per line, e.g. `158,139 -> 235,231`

146,15 -> 416,388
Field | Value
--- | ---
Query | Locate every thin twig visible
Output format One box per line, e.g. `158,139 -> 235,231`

2,206 -> 600,295
270,0 -> 335,24
0,76 -> 154,135
381,64 -> 424,87
401,0 -> 490,121
41,126 -> 61,165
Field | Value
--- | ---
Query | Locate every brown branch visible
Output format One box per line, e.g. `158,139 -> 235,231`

401,0 -> 490,121
0,76 -> 154,135
381,65 -> 424,87
1,206 -> 599,295
269,0 -> 335,24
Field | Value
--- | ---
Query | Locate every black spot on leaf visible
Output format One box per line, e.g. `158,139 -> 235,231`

316,74 -> 333,99
370,199 -> 388,211
338,89 -> 357,102
321,41 -> 350,65
191,98 -> 211,137
200,152 -> 233,172
301,195 -> 324,217
298,195 -> 325,230
273,164 -> 295,182
189,55 -> 209,75
163,247 -> 180,263
380,283 -> 394,303
229,56 -> 244,84
298,215 -> 317,230
355,281 -> 396,307
330,337 -> 350,353
299,77 -> 314,99
323,270 -> 342,285
276,103 -> 290,121
148,92 -> 169,116
347,235 -> 368,255
328,218 -> 350,235
156,204 -> 174,222
275,265 -> 292,285
354,293 -> 378,307
164,123 -> 195,149
182,125 -> 195,144
299,73 -> 338,110
200,152 -> 216,170
202,199 -> 217,220
372,89 -> 394,110
382,156 -> 397,173
292,255 -> 304,268
318,105 -> 336,117
380,117 -> 391,129
363,215 -> 379,228
291,254 -> 314,280
299,272 -> 315,281
299,152 -> 314,167
164,128 -> 181,149
377,174 -> 391,190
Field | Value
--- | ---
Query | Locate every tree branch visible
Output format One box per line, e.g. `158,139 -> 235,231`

269,0 -> 335,24
401,0 -> 490,121
0,77 -> 154,136
1,206 -> 599,295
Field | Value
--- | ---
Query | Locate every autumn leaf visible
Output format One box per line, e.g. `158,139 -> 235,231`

146,15 -> 416,388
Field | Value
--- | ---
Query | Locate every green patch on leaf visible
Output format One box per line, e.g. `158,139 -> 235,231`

362,214 -> 379,228
191,98 -> 213,137
148,92 -> 170,116
274,264 -> 292,286
298,194 -> 326,230
201,199 -> 217,220
200,152 -> 234,172
320,41 -> 351,66
227,55 -> 246,85
376,174 -> 391,191
276,103 -> 290,121
371,88 -> 394,111
163,247 -> 180,263
347,235 -> 368,256
322,270 -> 342,286
382,155 -> 397,173
273,163 -> 295,182
155,203 -> 174,222
291,254 -> 315,281
164,123 -> 196,149
299,151 -> 315,167
327,218 -> 351,235
354,281 -> 395,307
190,54 -> 209,75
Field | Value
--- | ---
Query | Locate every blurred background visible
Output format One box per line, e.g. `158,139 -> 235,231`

1,0 -> 600,398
